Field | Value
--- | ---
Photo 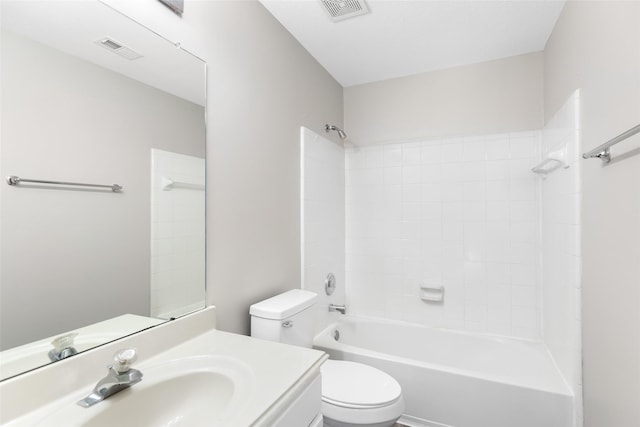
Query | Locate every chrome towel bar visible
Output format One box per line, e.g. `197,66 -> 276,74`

582,123 -> 640,164
6,175 -> 123,192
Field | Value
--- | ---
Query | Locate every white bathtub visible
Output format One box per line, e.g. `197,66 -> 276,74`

314,316 -> 573,427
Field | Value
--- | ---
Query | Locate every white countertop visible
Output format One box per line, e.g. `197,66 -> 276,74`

0,307 -> 327,426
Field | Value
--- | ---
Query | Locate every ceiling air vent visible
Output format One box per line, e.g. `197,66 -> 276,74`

94,38 -> 143,60
320,0 -> 369,22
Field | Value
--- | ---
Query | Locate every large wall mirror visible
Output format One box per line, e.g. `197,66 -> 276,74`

0,0 -> 206,380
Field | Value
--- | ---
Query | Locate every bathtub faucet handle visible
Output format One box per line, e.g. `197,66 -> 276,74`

328,304 -> 346,315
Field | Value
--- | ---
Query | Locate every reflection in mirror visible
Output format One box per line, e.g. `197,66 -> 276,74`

0,0 -> 206,380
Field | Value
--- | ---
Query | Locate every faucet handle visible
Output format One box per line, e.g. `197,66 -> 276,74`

112,348 -> 138,374
51,332 -> 78,352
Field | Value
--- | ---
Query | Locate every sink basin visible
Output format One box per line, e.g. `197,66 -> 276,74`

34,355 -> 255,427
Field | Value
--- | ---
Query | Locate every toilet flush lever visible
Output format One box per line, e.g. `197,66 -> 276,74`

282,320 -> 294,328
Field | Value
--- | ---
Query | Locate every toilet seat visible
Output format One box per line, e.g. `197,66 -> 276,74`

321,360 -> 402,408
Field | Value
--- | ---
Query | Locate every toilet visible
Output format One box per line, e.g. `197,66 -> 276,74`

250,289 -> 404,427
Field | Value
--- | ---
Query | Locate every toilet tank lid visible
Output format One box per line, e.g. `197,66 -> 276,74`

250,289 -> 317,320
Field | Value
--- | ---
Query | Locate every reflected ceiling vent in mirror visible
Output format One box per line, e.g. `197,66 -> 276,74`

94,38 -> 143,60
320,0 -> 369,22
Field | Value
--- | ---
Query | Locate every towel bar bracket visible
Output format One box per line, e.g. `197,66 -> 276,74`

591,148 -> 611,164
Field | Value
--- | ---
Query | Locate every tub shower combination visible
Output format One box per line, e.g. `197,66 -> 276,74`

302,102 -> 583,427
314,316 -> 573,427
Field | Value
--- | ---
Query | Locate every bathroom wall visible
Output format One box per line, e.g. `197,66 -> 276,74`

101,0 -> 344,334
150,149 -> 205,319
344,52 -> 544,145
300,127 -> 345,333
544,2 -> 640,426
540,90 -> 582,426
0,30 -> 204,349
345,131 -> 541,339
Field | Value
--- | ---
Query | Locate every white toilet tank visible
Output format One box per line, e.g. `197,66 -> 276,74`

250,289 -> 317,348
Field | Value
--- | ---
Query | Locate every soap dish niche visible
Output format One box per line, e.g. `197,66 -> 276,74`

420,284 -> 444,303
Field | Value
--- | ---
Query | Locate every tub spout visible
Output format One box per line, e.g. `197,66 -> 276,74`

329,304 -> 346,315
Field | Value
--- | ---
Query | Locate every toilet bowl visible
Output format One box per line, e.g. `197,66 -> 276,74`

321,360 -> 404,427
249,289 -> 404,427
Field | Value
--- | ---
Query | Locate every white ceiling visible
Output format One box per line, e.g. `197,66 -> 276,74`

259,0 -> 565,87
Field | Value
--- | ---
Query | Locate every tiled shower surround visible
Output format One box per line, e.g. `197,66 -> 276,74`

345,132 -> 542,339
302,93 -> 581,421
151,149 -> 206,319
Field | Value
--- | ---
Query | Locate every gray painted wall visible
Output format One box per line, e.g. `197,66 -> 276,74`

102,0 -> 344,335
544,2 -> 640,426
344,52 -> 544,144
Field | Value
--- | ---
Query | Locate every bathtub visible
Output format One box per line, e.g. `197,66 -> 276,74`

314,316 -> 573,427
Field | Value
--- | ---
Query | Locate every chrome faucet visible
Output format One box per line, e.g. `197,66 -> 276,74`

77,348 -> 143,408
48,332 -> 79,362
329,304 -> 346,315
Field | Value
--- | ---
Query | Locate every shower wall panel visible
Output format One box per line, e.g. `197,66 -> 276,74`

541,90 -> 582,426
345,131 -> 542,339
301,127 -> 346,334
